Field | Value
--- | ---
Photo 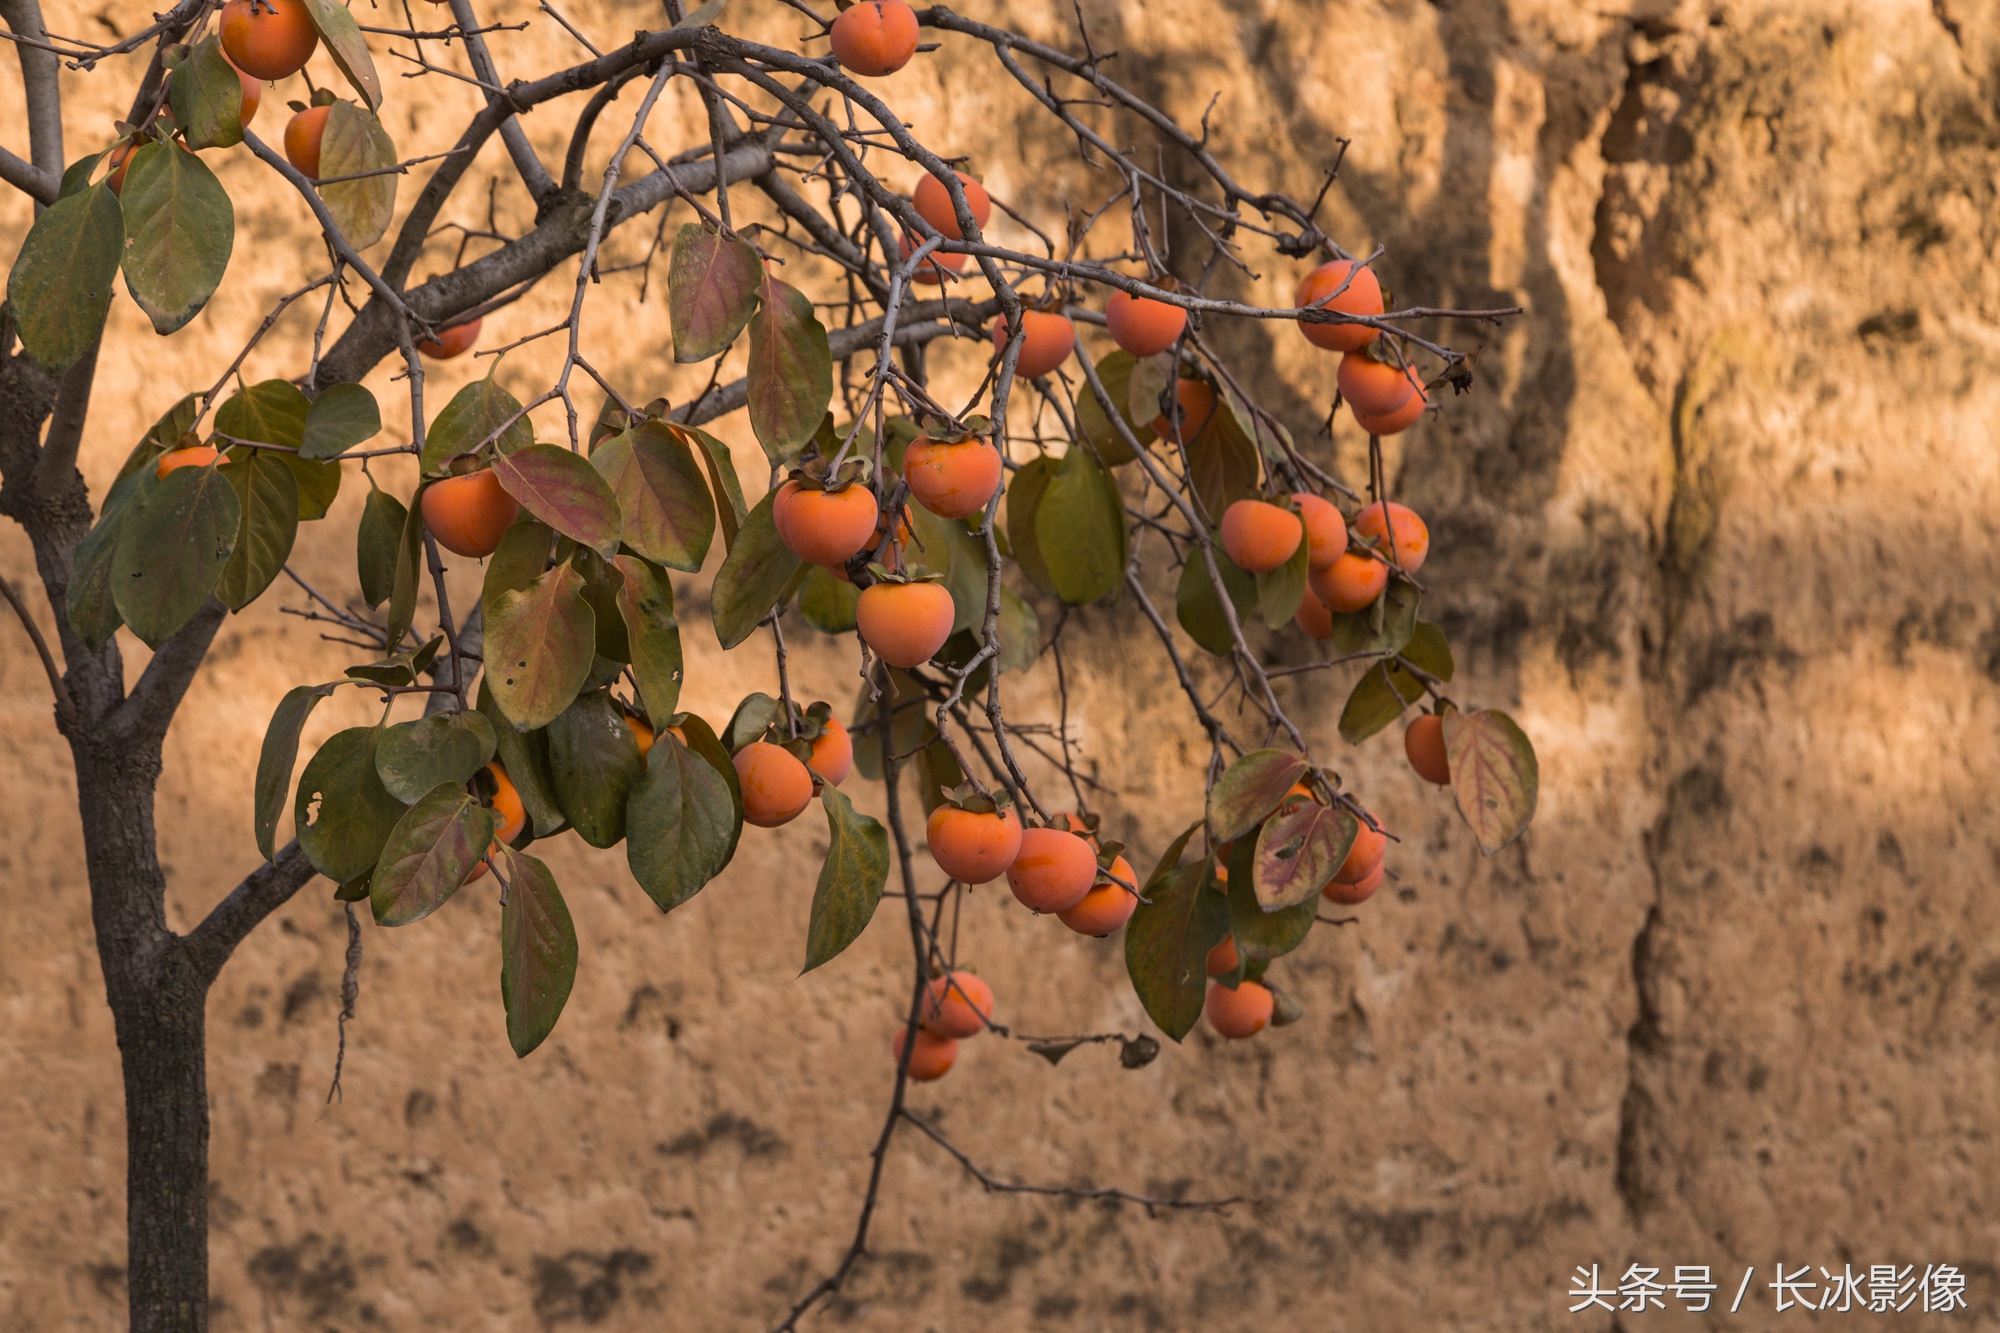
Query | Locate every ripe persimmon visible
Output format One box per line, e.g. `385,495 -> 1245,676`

1219,499 -> 1303,573
1405,714 -> 1450,785
856,580 -> 955,668
624,715 -> 655,761
232,64 -> 262,127
421,469 -> 520,558
418,319 -> 481,360
1331,814 -> 1386,886
904,435 -> 1002,520
1353,379 -> 1428,436
283,103 -> 329,178
921,971 -> 994,1038
1005,826 -> 1097,913
1205,979 -> 1273,1038
106,141 -> 139,194
1291,492 -> 1347,572
1294,592 -> 1335,640
893,1026 -> 958,1080
991,310 -> 1076,379
771,479 -> 803,546
1323,860 -> 1384,905
817,509 -> 912,583
912,169 -> 992,239
1309,552 -> 1388,613
1105,289 -> 1187,357
1352,500 -> 1430,574
1294,259 -> 1383,352
780,484 -> 879,565
898,232 -> 966,284
830,0 -> 919,77
1056,855 -> 1138,936
809,718 -> 854,786
734,741 -> 816,828
155,445 -> 219,478
467,763 -> 526,884
219,0 -> 319,82
1338,350 -> 1419,416
1149,377 -> 1215,441
1205,936 -> 1239,977
926,803 -> 1022,884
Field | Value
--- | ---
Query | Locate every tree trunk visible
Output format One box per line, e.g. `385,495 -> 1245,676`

74,747 -> 212,1333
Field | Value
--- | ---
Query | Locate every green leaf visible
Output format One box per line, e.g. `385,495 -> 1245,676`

217,378 -> 308,449
118,393 -> 201,481
798,565 -> 860,633
300,382 -> 381,460
672,423 -> 747,553
1338,661 -> 1425,745
369,783 -> 500,926
803,785 -> 889,972
169,35 -> 247,149
480,517 -> 554,615
423,370 -> 533,473
1034,446 -> 1126,606
356,486 -> 407,610
478,679 -> 565,838
1226,835 -> 1319,960
493,443 -> 623,559
374,711 -> 497,804
296,726 -> 408,882
998,585 -> 1040,672
500,851 -> 577,1057
1255,523 -> 1310,628
118,142 -> 233,335
1401,619 -> 1455,682
905,505 -> 986,634
66,464 -> 155,649
254,682 -> 337,860
746,274 -> 832,465
58,151 -> 104,200
723,692 -> 784,754
1004,455 -> 1058,597
915,737 -> 965,817
626,732 -> 740,912
1185,400 -> 1262,522
1445,709 -> 1539,854
111,459 -> 239,647
1174,548 -> 1254,657
1124,858 -> 1229,1042
1327,576 -> 1420,657
383,481 -> 425,651
1207,749 -> 1310,846
6,179 -> 122,372
668,223 -> 763,361
1250,798 -> 1356,911
1074,350 -> 1153,465
710,488 -> 801,649
215,450 -> 298,611
300,0 -> 382,109
612,554 -> 683,724
592,421 -> 714,570
484,559 -> 596,730
546,689 -> 644,848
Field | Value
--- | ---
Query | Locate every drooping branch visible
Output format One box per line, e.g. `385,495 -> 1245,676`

900,1107 -> 1247,1213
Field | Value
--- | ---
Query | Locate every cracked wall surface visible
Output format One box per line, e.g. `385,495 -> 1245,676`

1,0 -> 1997,1328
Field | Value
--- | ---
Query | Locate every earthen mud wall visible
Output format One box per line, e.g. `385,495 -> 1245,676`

3,0 -> 1998,1328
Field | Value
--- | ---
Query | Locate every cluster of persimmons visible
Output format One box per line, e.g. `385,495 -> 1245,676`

208,0 -> 1452,1071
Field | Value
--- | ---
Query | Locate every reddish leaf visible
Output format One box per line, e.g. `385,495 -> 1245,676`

493,444 -> 623,559
1444,709 -> 1539,854
746,275 -> 832,465
592,421 -> 715,571
669,224 -> 762,362
1205,749 -> 1309,845
1250,800 -> 1357,911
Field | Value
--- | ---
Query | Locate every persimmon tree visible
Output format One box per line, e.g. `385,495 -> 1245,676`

0,1 -> 1538,1329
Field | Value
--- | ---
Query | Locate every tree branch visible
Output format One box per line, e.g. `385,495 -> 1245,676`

109,597 -> 226,743
0,0 -> 63,207
184,839 -> 321,984
446,0 -> 556,201
0,567 -> 74,727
